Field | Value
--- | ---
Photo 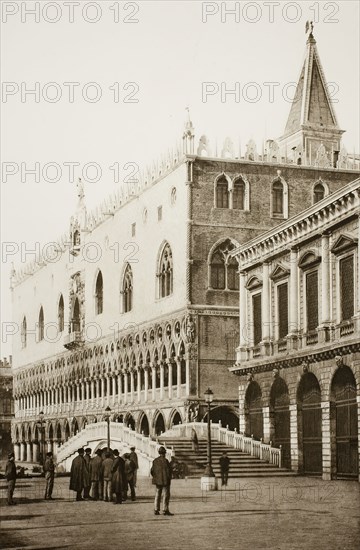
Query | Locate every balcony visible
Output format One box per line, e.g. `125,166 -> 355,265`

64,331 -> 84,350
305,330 -> 319,346
339,320 -> 355,338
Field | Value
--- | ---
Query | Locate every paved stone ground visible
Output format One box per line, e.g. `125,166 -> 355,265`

1,475 -> 359,550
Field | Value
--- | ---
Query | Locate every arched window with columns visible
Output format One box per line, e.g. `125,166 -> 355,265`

233,177 -> 248,210
209,239 -> 239,290
122,264 -> 133,313
157,242 -> 173,298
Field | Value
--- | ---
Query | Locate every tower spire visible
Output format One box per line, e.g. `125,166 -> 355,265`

278,27 -> 344,166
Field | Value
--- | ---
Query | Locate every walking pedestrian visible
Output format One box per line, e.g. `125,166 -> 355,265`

129,446 -> 139,487
219,451 -> 230,487
44,451 -> 55,500
123,453 -> 136,501
150,446 -> 173,516
191,427 -> 199,453
90,449 -> 103,501
101,452 -> 114,502
111,449 -> 125,504
5,452 -> 17,506
83,448 -> 92,499
69,448 -> 86,501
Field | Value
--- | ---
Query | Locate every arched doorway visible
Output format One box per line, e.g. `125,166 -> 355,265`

171,411 -> 182,427
154,411 -> 166,436
64,421 -> 70,441
139,414 -> 150,436
331,366 -> 358,478
298,373 -> 322,475
125,414 -> 135,431
245,382 -> 264,440
72,418 -> 79,436
204,406 -> 239,431
270,378 -> 290,468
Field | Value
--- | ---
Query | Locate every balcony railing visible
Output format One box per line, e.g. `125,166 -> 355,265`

339,320 -> 355,337
306,330 -> 319,345
64,330 -> 84,350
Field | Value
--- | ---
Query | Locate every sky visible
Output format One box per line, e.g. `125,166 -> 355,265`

1,0 -> 359,357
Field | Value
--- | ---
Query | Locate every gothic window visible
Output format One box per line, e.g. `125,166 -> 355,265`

38,306 -> 44,342
272,180 -> 284,215
122,264 -> 133,313
340,256 -> 354,321
306,271 -> 319,331
216,175 -> 229,208
252,293 -> 262,345
277,283 -> 288,339
95,271 -> 103,315
58,295 -> 64,333
209,239 -> 239,290
21,316 -> 27,348
233,178 -> 245,210
72,298 -> 80,332
73,229 -> 80,246
313,182 -> 325,203
158,243 -> 173,298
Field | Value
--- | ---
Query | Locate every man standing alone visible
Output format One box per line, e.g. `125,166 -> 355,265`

44,451 -> 55,500
83,448 -> 92,499
150,446 -> 173,516
129,446 -> 139,487
219,451 -> 230,487
5,452 -> 17,506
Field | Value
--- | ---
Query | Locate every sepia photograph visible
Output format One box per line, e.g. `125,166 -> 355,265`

1,1 -> 359,549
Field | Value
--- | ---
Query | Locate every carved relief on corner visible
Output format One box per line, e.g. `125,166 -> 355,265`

185,314 -> 196,343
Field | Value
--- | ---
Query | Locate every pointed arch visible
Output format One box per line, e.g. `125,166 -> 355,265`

58,294 -> 64,333
21,316 -> 27,348
95,270 -> 103,315
215,173 -> 230,208
232,175 -> 250,210
271,176 -> 288,218
157,241 -> 173,298
312,179 -> 329,204
38,306 -> 44,342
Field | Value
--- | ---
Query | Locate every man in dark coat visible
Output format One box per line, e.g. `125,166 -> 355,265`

101,452 -> 114,502
219,451 -> 230,487
123,453 -> 136,501
111,449 -> 125,504
90,449 -> 103,501
5,452 -> 17,505
129,446 -> 139,487
70,448 -> 86,501
83,448 -> 92,499
44,451 -> 55,500
150,446 -> 173,516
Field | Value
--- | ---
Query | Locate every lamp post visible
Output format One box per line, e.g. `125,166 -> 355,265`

104,406 -> 111,451
37,411 -> 45,466
201,388 -> 217,490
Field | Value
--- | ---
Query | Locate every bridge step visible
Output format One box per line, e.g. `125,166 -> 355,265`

160,437 -> 294,478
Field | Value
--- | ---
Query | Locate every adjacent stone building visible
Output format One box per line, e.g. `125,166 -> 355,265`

0,357 -> 14,461
230,179 -> 360,480
10,29 -> 360,467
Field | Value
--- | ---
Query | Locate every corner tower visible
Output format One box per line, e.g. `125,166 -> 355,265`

278,23 -> 345,166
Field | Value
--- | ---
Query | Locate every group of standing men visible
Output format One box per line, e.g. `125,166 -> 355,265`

69,446 -> 139,504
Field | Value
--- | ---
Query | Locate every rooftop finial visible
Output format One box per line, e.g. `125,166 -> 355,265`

305,20 -> 314,39
183,107 -> 195,154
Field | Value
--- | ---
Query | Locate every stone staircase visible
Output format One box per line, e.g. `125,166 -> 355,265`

159,437 -> 296,478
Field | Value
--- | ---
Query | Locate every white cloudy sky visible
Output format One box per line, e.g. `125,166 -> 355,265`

1,0 -> 359,357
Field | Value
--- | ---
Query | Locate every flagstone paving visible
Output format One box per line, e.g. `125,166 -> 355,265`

1,475 -> 359,550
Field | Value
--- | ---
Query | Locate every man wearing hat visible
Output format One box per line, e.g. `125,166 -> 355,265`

44,451 -> 55,500
129,446 -> 139,487
5,452 -> 17,506
69,448 -> 86,501
83,448 -> 92,499
150,446 -> 173,516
